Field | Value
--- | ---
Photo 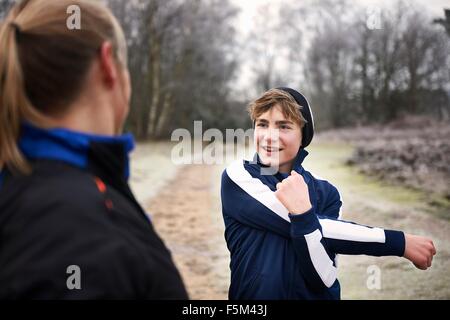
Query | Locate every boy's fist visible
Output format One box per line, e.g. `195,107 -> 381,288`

275,170 -> 312,215
404,233 -> 436,270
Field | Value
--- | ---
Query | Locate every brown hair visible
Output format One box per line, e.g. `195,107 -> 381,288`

247,88 -> 307,128
0,0 -> 127,174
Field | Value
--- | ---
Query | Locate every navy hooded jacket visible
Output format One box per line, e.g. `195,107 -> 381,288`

221,149 -> 405,300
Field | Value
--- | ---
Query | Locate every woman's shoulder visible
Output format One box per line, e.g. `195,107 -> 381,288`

0,160 -> 109,226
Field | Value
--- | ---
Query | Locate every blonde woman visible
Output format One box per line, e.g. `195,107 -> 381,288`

0,0 -> 187,299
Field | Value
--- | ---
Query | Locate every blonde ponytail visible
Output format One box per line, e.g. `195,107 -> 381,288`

0,18 -> 33,173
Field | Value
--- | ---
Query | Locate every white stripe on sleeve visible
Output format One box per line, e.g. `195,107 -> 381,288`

304,230 -> 338,288
226,160 -> 290,222
319,219 -> 386,243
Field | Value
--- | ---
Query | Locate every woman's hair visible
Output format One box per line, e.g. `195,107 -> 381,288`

247,88 -> 307,127
0,0 -> 127,174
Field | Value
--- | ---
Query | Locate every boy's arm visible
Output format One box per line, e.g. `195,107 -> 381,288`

223,161 -> 410,256
221,168 -> 291,238
223,162 -> 435,285
318,181 -> 405,257
276,171 -> 435,284
319,181 -> 435,268
223,164 -> 402,291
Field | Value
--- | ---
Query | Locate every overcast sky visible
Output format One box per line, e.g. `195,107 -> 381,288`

231,0 -> 449,31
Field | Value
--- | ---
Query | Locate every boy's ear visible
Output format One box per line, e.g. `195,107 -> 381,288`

99,41 -> 117,88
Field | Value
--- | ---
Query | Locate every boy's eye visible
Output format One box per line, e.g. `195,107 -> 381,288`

256,123 -> 268,128
280,125 -> 291,130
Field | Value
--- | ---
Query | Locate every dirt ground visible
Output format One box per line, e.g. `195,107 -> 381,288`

145,164 -> 229,299
130,139 -> 450,300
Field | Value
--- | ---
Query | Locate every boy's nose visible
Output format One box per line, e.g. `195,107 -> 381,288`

264,128 -> 279,144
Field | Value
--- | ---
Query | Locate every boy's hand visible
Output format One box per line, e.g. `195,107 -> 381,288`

275,170 -> 312,215
404,233 -> 436,270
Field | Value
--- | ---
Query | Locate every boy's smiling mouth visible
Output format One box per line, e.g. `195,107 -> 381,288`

261,146 -> 283,153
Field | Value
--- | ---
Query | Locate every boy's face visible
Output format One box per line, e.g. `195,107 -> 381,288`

254,104 -> 302,173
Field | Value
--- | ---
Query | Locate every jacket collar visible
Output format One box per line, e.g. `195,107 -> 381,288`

18,122 -> 135,181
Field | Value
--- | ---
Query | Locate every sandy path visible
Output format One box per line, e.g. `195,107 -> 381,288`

129,142 -> 179,202
145,164 -> 229,299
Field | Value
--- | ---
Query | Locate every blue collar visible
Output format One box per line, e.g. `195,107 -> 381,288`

245,148 -> 311,192
253,148 -> 310,185
293,148 -> 309,170
18,122 -> 135,180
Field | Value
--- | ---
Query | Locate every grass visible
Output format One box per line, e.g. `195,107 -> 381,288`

304,142 -> 424,207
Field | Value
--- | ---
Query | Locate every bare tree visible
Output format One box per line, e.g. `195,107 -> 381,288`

108,0 -> 240,139
277,0 -> 449,128
246,4 -> 285,95
433,9 -> 450,37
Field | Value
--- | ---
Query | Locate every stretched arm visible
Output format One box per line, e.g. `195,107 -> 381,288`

275,170 -> 436,289
223,161 -> 411,257
222,162 -> 436,288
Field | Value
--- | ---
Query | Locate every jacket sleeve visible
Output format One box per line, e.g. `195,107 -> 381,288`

291,189 -> 404,291
221,162 -> 406,291
221,167 -> 291,238
222,163 -> 405,256
318,181 -> 405,257
289,208 -> 405,291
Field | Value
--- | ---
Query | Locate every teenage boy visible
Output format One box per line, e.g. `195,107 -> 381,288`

221,87 -> 436,299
